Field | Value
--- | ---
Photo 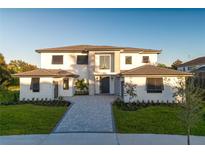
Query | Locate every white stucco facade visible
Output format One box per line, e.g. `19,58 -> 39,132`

19,77 -> 75,100
120,53 -> 158,70
40,52 -> 89,80
123,76 -> 184,103
17,46 -> 189,102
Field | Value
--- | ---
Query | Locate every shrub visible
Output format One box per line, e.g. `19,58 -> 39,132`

113,98 -> 180,111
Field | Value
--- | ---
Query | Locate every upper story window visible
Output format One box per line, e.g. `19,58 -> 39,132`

146,78 -> 164,93
63,78 -> 69,90
52,55 -> 63,64
125,56 -> 132,64
30,78 -> 40,92
99,55 -> 110,69
77,55 -> 88,65
142,56 -> 150,63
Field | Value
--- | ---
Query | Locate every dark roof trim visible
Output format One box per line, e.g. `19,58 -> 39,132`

14,69 -> 79,78
120,65 -> 193,76
35,45 -> 161,54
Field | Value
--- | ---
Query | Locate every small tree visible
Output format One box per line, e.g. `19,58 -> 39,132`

75,79 -> 88,91
171,59 -> 183,70
173,77 -> 204,145
157,63 -> 167,68
124,81 -> 138,103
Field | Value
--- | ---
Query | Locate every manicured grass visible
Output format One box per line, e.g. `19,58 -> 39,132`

113,105 -> 205,136
0,104 -> 67,135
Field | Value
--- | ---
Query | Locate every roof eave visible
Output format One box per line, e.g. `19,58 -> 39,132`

15,74 -> 79,78
120,74 -> 193,77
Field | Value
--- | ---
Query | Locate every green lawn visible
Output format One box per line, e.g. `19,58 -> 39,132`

0,104 -> 67,135
113,105 -> 205,136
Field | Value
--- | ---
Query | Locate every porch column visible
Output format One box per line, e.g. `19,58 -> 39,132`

88,51 -> 95,95
114,50 -> 121,73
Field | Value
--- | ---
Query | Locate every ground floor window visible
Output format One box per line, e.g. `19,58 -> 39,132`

30,78 -> 40,92
146,78 -> 164,93
63,78 -> 69,90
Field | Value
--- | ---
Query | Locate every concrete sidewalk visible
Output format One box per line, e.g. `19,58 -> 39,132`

1,133 -> 205,145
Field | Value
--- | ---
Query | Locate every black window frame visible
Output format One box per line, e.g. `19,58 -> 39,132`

77,55 -> 88,65
142,56 -> 150,63
63,78 -> 69,90
146,78 -> 164,93
30,78 -> 40,92
125,56 -> 132,64
99,55 -> 110,69
52,55 -> 63,64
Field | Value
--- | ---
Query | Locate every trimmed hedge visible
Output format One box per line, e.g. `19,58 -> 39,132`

0,98 -> 70,107
113,97 -> 180,111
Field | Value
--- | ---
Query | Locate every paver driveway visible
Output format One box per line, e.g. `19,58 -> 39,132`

54,96 -> 116,133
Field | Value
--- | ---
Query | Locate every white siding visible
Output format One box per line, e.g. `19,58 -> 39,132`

120,53 -> 158,70
19,77 -> 75,100
40,52 -> 89,79
123,76 -> 183,103
53,78 -> 75,97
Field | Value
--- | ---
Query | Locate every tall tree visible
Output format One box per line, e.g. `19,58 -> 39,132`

0,53 -> 6,66
0,53 -> 11,88
171,59 -> 183,70
8,60 -> 37,74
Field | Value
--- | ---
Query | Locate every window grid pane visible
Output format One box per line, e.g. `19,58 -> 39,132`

100,56 -> 110,69
147,78 -> 163,93
52,55 -> 63,64
125,56 -> 132,64
63,78 -> 69,90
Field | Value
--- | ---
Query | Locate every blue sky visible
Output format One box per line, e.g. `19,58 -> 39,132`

0,9 -> 205,66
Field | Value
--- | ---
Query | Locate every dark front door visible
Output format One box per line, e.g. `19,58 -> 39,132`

53,81 -> 58,98
100,77 -> 110,93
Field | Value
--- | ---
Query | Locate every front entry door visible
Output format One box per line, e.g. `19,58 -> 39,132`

53,81 -> 58,98
100,77 -> 110,94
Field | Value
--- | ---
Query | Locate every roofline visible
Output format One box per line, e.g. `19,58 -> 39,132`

14,74 -> 79,78
36,49 -> 161,54
120,74 -> 193,77
178,56 -> 205,67
178,63 -> 205,67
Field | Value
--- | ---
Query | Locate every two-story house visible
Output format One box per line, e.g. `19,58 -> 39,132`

16,45 -> 192,103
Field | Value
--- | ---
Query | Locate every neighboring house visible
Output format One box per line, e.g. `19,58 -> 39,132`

177,56 -> 205,72
15,45 -> 192,102
177,56 -> 205,88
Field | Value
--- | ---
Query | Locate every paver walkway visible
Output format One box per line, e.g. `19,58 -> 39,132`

54,96 -> 117,133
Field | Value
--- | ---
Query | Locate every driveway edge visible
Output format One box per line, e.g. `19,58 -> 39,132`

52,103 -> 74,133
